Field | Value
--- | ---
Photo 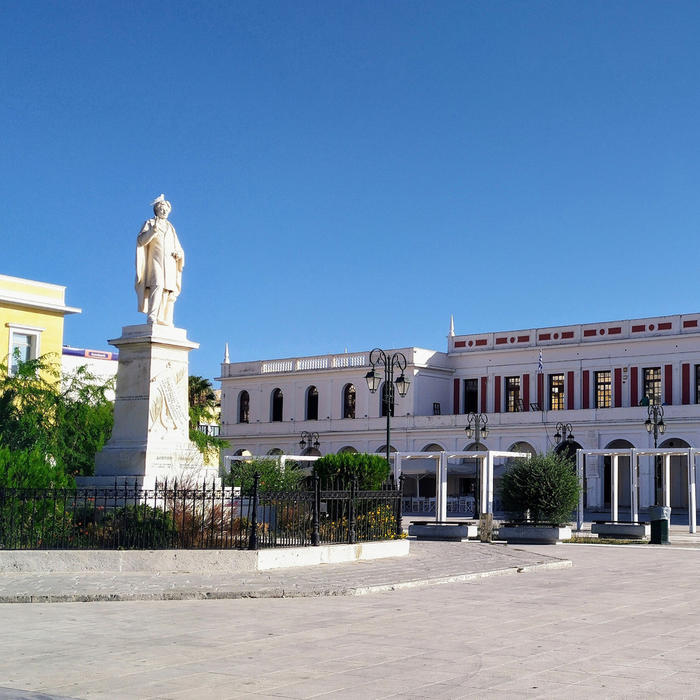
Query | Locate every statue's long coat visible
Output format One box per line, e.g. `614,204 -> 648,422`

135,217 -> 184,314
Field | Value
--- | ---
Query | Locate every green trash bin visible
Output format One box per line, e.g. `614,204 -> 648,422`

649,505 -> 671,545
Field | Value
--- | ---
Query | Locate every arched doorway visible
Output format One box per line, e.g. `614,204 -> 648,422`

342,384 -> 356,419
507,441 -> 536,457
337,446 -> 358,454
554,439 -> 582,463
660,438 -> 691,509
271,388 -> 283,422
603,439 -> 633,508
305,386 -> 319,421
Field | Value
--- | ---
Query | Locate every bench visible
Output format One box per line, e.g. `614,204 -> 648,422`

407,521 -> 478,541
591,520 -> 650,539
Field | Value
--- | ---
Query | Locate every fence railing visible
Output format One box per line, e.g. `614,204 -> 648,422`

0,476 -> 402,551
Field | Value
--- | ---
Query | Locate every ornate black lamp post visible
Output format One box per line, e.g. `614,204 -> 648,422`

553,422 -> 575,445
365,349 -> 411,464
644,404 -> 665,448
645,404 -> 666,505
299,431 -> 320,452
464,412 -> 488,517
464,412 -> 489,447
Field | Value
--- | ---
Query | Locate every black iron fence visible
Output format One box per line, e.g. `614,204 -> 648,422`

0,475 -> 403,550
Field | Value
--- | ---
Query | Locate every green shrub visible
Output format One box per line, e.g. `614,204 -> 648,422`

0,446 -> 73,489
223,458 -> 305,493
312,453 -> 390,490
500,452 -> 580,525
103,504 -> 178,549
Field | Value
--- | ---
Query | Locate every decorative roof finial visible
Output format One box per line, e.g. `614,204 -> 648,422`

223,342 -> 230,363
448,315 -> 455,337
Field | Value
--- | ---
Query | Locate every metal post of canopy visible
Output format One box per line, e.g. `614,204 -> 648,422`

630,448 -> 639,524
576,450 -> 584,531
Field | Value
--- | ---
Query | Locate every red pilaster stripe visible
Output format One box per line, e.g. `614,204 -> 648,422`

682,363 -> 690,405
630,367 -> 638,408
494,375 -> 501,413
614,368 -> 622,407
522,374 -> 530,411
537,373 -> 544,408
480,377 -> 487,413
582,370 -> 590,409
453,378 -> 460,414
665,364 -> 673,405
567,371 -> 574,410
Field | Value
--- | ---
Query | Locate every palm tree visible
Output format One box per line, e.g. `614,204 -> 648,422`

188,375 -> 216,409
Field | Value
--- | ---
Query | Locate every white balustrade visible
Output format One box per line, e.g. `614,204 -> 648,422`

258,354 -> 367,374
296,357 -> 329,370
261,360 -> 293,374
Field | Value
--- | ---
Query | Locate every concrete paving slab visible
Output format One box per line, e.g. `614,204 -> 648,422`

2,543 -> 700,697
0,541 -> 565,603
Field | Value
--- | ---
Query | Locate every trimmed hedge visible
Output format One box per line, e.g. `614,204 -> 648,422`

312,453 -> 390,490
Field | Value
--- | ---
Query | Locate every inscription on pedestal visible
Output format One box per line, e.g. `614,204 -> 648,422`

149,365 -> 188,432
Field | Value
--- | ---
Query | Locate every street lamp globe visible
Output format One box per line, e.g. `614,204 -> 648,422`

365,368 -> 381,393
395,373 -> 410,397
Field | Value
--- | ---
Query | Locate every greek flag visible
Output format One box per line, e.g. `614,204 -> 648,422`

537,349 -> 543,373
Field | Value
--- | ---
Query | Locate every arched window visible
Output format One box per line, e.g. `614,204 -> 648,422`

238,390 -> 250,424
343,384 -> 356,419
306,386 -> 319,421
380,382 -> 394,417
271,388 -> 283,422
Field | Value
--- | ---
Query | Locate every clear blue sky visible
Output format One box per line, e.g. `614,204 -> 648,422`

2,1 -> 699,380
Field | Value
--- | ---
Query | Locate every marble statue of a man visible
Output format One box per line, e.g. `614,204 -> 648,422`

135,195 -> 184,326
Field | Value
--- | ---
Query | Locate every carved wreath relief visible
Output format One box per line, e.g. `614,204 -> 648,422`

149,363 -> 188,432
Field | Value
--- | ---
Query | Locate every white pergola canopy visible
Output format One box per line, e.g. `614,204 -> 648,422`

394,450 -> 530,522
224,454 -> 320,472
575,448 -> 699,533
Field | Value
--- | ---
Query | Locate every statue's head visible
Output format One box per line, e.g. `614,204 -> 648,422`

151,194 -> 172,218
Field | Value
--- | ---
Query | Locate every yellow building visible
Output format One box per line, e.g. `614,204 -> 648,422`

0,274 -> 81,374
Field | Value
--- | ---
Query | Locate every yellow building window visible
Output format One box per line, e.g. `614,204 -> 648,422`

8,325 -> 43,375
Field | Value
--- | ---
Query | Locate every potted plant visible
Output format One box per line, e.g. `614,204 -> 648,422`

498,452 -> 579,544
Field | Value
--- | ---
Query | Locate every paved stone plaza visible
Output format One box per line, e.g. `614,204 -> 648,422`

2,543 -> 700,699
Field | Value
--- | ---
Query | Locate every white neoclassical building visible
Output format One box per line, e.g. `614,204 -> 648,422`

218,313 -> 700,514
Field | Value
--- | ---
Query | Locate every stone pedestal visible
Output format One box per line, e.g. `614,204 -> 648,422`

86,324 -> 218,489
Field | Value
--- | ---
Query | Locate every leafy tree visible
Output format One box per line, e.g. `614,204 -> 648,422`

500,452 -> 580,525
0,446 -> 73,489
0,355 -> 114,478
222,458 -> 305,493
312,453 -> 391,490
